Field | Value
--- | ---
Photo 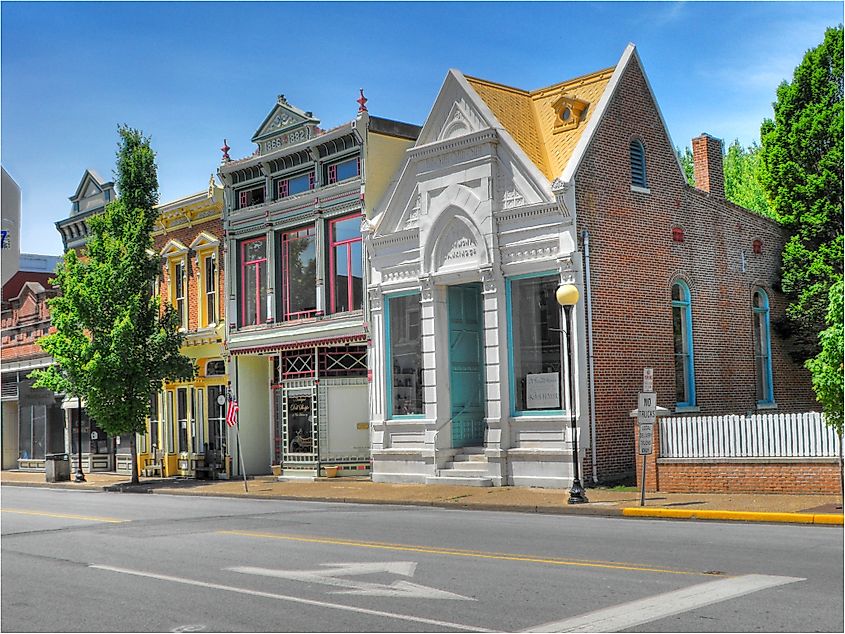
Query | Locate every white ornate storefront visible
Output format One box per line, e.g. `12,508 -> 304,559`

364,71 -> 589,487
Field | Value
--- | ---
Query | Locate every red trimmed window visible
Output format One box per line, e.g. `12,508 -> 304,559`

327,157 -> 360,185
329,214 -> 363,313
276,171 -> 315,200
281,226 -> 318,320
237,186 -> 265,209
240,237 -> 267,327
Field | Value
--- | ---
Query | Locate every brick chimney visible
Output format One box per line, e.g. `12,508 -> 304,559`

691,133 -> 724,198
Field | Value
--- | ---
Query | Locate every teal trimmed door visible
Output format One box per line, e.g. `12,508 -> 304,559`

448,284 -> 486,448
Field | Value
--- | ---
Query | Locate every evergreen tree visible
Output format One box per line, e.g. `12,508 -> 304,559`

31,126 -> 194,484
759,25 -> 844,361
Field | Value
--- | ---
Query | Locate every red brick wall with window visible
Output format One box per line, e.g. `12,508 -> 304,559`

154,216 -> 224,333
574,57 -> 816,482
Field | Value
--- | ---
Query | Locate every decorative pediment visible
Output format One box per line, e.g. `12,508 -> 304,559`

69,169 -> 115,216
425,210 -> 489,276
160,239 -> 189,258
551,94 -> 590,133
189,231 -> 220,251
438,99 -> 484,141
251,95 -> 321,155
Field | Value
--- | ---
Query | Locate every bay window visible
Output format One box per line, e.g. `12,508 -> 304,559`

508,274 -> 563,413
240,237 -> 268,327
329,214 -> 363,313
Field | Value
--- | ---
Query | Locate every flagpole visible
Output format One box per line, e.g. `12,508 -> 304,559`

227,385 -> 249,493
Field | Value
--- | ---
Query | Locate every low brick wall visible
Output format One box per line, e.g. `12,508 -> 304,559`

635,420 -> 842,494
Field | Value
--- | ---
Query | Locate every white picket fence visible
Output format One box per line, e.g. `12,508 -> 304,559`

660,412 -> 841,459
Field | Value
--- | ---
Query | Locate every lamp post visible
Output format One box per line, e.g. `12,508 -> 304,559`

556,283 -> 587,504
73,396 -> 86,483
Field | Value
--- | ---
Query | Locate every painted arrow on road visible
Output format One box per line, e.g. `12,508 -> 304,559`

228,562 -> 474,600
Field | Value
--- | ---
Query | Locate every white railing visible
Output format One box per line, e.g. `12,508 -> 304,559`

660,412 -> 841,459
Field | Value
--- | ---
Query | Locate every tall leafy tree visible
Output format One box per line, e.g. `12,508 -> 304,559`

805,277 -> 844,434
31,126 -> 194,484
759,25 -> 844,361
676,146 -> 695,186
722,140 -> 773,218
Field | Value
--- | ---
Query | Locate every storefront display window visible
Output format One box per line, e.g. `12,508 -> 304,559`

508,274 -> 563,413
387,293 -> 423,417
287,394 -> 314,453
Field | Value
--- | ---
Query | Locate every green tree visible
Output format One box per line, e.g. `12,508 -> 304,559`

806,277 -> 844,434
722,140 -> 773,218
31,126 -> 194,484
759,25 -> 844,361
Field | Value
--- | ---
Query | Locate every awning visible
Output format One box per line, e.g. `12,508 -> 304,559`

230,333 -> 369,356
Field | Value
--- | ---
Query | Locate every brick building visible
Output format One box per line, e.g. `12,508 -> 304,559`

365,43 -> 815,488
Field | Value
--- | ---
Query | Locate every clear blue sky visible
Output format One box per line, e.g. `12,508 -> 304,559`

2,1 -> 841,256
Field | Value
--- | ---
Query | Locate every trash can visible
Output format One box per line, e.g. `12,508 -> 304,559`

45,453 -> 71,483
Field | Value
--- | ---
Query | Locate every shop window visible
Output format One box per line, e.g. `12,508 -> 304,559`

240,237 -> 268,327
207,385 -> 228,457
18,404 -> 46,460
672,281 -> 696,407
507,274 -> 563,413
280,226 -> 318,320
386,293 -> 423,417
177,388 -> 188,453
630,139 -> 648,189
276,171 -> 315,199
237,185 -> 265,209
752,289 -> 774,405
148,394 -> 160,452
328,214 -> 363,313
327,157 -> 360,185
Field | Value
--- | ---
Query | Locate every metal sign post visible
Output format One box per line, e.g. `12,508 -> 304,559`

637,386 -> 657,507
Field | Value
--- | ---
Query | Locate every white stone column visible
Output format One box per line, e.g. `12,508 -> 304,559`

368,286 -> 385,451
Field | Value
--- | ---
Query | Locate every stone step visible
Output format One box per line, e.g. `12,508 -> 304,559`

457,447 -> 486,455
438,467 -> 490,478
444,461 -> 487,471
425,475 -> 493,487
452,454 -> 487,462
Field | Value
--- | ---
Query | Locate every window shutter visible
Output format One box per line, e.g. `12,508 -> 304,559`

630,140 -> 647,188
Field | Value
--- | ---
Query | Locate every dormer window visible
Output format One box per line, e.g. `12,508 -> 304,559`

551,95 -> 589,133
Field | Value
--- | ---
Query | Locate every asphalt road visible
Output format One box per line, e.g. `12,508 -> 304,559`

1,486 -> 842,633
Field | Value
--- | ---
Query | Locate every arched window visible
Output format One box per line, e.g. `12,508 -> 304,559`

630,139 -> 648,189
671,281 -> 696,407
752,289 -> 774,404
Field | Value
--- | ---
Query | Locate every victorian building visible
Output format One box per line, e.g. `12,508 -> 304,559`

145,181 -> 229,478
218,94 -> 420,478
365,44 -> 815,488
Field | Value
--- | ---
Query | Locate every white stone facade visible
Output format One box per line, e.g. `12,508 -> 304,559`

365,71 -> 589,488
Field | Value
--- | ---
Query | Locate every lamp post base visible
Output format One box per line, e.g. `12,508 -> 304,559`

74,470 -> 86,483
568,479 -> 589,504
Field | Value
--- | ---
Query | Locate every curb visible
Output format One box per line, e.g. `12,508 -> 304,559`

621,507 -> 844,525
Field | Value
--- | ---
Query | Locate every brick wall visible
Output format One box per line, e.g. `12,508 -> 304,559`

575,56 -> 816,483
154,216 -> 224,334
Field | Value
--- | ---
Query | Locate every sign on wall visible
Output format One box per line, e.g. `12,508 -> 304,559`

526,373 -> 560,410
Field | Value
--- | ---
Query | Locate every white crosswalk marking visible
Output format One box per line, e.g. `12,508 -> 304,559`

523,574 -> 804,632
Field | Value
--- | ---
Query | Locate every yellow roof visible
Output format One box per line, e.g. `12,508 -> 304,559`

465,67 -> 615,181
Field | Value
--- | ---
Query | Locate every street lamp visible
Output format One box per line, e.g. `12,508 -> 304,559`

73,396 -> 86,483
556,283 -> 587,504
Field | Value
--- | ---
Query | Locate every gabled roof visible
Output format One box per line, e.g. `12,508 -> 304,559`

69,169 -> 113,202
464,67 -> 615,181
251,96 -> 320,144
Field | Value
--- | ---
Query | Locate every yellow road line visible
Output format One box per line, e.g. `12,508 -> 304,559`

217,530 -> 706,576
1,508 -> 127,523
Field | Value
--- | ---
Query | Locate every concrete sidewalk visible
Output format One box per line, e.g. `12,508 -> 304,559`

2,470 -> 842,525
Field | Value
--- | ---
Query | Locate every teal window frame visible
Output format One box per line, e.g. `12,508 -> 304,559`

752,288 -> 775,405
506,271 -> 565,418
671,280 -> 696,408
385,290 -> 425,420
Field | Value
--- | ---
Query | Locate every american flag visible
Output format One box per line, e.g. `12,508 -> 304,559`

226,396 -> 239,428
